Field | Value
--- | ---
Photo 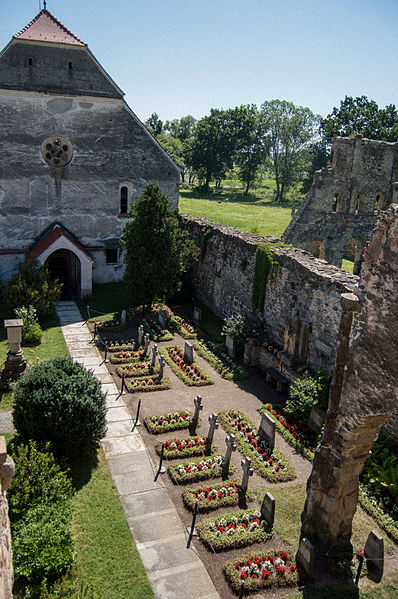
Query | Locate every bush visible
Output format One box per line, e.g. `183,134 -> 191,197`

13,502 -> 74,596
8,440 -> 73,522
22,321 -> 43,345
13,357 -> 107,458
15,305 -> 44,345
285,370 -> 331,422
3,258 -> 61,317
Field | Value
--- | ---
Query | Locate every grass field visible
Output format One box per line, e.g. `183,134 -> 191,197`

179,186 -> 293,239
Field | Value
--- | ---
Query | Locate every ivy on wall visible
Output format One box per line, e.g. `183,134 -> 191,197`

252,243 -> 280,312
200,228 -> 213,260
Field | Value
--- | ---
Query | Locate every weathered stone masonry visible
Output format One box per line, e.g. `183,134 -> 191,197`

181,215 -> 358,373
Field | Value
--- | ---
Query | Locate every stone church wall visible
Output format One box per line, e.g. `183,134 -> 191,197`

283,135 -> 398,273
0,438 -> 14,599
0,91 -> 179,285
181,215 -> 358,372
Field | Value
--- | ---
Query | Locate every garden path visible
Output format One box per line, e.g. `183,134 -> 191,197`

55,301 -> 220,599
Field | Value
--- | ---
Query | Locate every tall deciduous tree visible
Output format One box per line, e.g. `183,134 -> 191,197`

260,100 -> 318,201
234,104 -> 269,194
320,96 -> 398,143
121,184 -> 198,308
145,112 -> 163,136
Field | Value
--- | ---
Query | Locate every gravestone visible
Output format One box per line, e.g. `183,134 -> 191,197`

240,457 -> 253,493
223,434 -> 236,473
158,310 -> 166,329
192,395 -> 203,427
206,413 -> 218,452
296,537 -> 315,578
151,344 -> 158,367
225,335 -> 236,358
120,309 -> 126,326
143,333 -> 150,355
364,530 -> 384,581
308,406 -> 326,433
137,324 -> 144,346
158,355 -> 165,380
184,341 -> 194,365
260,492 -> 275,528
193,306 -> 202,326
258,413 -> 276,450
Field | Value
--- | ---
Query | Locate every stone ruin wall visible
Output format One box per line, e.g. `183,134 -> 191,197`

0,437 -> 14,599
283,135 -> 398,273
181,215 -> 358,373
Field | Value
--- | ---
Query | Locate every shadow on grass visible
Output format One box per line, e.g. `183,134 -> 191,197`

70,448 -> 100,492
180,188 -> 279,206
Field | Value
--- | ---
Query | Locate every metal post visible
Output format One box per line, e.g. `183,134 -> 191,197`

93,321 -> 98,340
355,554 -> 364,585
133,398 -> 142,428
104,345 -> 109,364
186,500 -> 199,548
154,442 -> 166,481
121,371 -> 126,395
239,580 -> 245,599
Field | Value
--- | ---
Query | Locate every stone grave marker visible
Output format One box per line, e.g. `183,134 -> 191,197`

151,344 -> 158,367
192,395 -> 203,427
225,335 -> 236,358
364,530 -> 384,580
137,324 -> 144,346
184,341 -> 194,365
158,309 -> 166,329
158,355 -> 165,380
258,413 -> 276,450
206,413 -> 218,452
223,434 -> 236,473
143,333 -> 150,355
308,406 -> 326,433
296,537 -> 315,578
240,457 -> 253,493
260,492 -> 275,528
193,306 -> 202,326
120,309 -> 126,326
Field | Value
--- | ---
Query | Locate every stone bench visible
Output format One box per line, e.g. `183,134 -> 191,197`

265,367 -> 290,393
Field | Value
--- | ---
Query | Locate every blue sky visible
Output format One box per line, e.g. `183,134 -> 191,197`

1,1 -> 397,123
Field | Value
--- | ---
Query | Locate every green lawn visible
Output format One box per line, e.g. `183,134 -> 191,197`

342,258 -> 355,273
179,187 -> 293,239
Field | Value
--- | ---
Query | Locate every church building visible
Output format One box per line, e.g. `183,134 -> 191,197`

0,9 -> 180,298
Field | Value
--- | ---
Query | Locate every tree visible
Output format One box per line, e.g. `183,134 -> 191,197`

260,100 -> 319,202
186,108 -> 239,191
320,96 -> 398,143
234,105 -> 269,194
121,184 -> 198,308
145,112 -> 163,136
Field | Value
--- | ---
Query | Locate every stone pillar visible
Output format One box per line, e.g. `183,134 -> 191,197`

2,319 -> 26,383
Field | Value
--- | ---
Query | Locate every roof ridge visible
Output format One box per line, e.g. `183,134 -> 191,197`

14,9 -> 85,46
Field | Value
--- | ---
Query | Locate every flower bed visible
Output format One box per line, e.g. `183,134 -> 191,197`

109,350 -> 146,364
183,480 -> 248,513
259,404 -> 317,461
358,485 -> 398,543
218,411 -> 296,482
193,339 -> 248,380
139,317 -> 173,342
106,339 -> 137,351
155,435 -> 211,459
144,410 -> 194,435
168,455 -> 234,485
169,315 -> 198,339
96,318 -> 126,332
124,375 -> 171,393
116,362 -> 157,377
224,548 -> 299,593
159,346 -> 213,386
197,508 -> 272,552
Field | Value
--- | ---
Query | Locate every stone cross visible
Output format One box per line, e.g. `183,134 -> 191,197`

151,344 -> 158,367
158,356 -> 165,380
240,457 -> 253,493
261,492 -> 275,528
192,395 -> 203,426
120,309 -> 126,326
223,434 -> 237,473
143,333 -> 150,355
206,413 -> 218,451
137,324 -> 144,346
184,341 -> 194,365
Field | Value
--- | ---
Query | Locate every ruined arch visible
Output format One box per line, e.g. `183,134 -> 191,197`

343,236 -> 365,275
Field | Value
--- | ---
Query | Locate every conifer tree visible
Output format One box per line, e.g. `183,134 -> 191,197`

121,184 -> 198,308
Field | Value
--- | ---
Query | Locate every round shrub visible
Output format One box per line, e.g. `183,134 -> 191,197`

22,321 -> 43,345
13,357 -> 107,458
8,440 -> 73,522
12,501 -> 74,594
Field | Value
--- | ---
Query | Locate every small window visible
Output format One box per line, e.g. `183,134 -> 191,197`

106,248 -> 118,264
28,57 -> 34,66
68,61 -> 73,70
120,186 -> 128,213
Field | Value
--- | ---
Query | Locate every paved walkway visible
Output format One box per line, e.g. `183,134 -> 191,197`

56,301 -> 219,599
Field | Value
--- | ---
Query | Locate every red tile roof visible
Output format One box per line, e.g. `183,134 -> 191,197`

26,224 -> 94,261
14,9 -> 85,46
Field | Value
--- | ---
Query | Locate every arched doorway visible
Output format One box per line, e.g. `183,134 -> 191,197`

46,249 -> 81,300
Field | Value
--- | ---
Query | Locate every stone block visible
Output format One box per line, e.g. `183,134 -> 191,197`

184,341 -> 194,365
